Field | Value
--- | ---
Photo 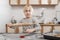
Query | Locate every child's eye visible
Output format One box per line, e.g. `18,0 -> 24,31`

25,10 -> 31,12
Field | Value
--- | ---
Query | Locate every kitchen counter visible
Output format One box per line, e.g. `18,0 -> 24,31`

40,24 -> 60,34
0,33 -> 47,40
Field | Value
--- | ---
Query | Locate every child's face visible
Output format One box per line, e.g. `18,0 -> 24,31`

24,7 -> 32,18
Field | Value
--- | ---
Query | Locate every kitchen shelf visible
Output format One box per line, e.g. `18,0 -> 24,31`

9,0 -> 58,6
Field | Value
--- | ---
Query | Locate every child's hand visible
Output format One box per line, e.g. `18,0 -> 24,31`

7,23 -> 13,27
25,29 -> 35,33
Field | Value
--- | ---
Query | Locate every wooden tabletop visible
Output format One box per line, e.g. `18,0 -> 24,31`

6,23 -> 36,27
40,24 -> 60,26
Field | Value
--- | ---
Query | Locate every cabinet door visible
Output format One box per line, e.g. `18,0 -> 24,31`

9,0 -> 18,5
51,0 -> 58,5
20,0 -> 27,5
41,0 -> 48,5
29,0 -> 40,5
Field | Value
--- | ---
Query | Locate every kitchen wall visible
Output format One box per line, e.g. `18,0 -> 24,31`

0,0 -> 12,33
0,0 -> 60,33
55,1 -> 60,21
11,6 -> 56,23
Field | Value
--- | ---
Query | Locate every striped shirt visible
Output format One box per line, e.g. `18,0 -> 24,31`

20,17 -> 40,33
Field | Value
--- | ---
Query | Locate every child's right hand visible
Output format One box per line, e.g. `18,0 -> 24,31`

7,23 -> 13,27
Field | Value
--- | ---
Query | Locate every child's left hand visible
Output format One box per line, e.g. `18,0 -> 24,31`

25,29 -> 35,33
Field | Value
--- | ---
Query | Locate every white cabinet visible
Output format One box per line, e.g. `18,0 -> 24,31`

9,0 -> 18,5
41,0 -> 58,5
51,0 -> 58,5
9,0 -> 40,6
9,0 -> 58,6
20,0 -> 27,5
41,0 -> 48,5
29,0 -> 39,5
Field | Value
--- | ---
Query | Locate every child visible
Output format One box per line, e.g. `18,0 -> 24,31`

20,5 -> 40,33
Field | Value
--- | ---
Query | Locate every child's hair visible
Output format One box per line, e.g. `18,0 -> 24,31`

23,5 -> 33,12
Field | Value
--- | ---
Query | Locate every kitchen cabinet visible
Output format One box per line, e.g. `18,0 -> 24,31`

9,0 -> 19,5
29,0 -> 40,5
9,0 -> 40,6
41,0 -> 48,5
20,0 -> 27,5
51,0 -> 58,5
9,0 -> 58,6
41,0 -> 58,5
